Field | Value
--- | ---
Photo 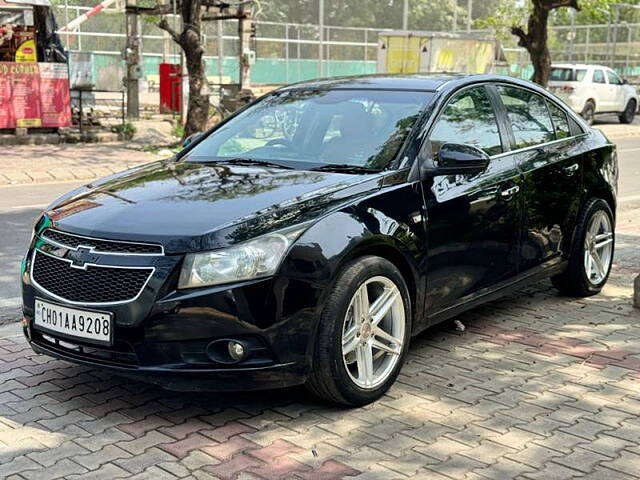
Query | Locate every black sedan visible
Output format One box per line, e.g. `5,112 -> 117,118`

21,74 -> 617,406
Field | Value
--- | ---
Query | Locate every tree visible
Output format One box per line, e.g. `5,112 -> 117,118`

156,0 -> 208,139
511,0 -> 580,87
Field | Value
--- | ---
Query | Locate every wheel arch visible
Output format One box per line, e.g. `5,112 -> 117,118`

625,97 -> 637,111
340,241 -> 419,324
589,188 -> 617,220
282,207 -> 427,367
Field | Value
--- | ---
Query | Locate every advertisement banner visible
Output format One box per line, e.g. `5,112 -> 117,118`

0,65 -> 12,128
0,62 -> 71,129
39,63 -> 72,127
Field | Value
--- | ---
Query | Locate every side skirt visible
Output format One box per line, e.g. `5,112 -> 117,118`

414,259 -> 568,335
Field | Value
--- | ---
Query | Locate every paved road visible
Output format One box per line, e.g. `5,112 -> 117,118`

0,135 -> 639,319
611,136 -> 640,204
0,206 -> 638,479
0,139 -> 638,478
0,182 -> 83,322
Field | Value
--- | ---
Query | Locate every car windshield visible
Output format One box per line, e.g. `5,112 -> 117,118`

550,68 -> 587,82
186,89 -> 432,171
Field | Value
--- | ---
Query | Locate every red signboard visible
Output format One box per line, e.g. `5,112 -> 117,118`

0,62 -> 71,129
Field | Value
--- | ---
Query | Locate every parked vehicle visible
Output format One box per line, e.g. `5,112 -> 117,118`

22,74 -> 618,406
548,63 -> 638,125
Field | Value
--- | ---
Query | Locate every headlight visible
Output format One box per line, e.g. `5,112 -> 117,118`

178,226 -> 306,289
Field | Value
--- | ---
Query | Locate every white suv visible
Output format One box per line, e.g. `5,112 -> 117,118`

548,64 -> 638,124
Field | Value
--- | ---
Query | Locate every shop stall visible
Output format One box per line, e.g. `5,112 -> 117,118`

0,0 -> 71,130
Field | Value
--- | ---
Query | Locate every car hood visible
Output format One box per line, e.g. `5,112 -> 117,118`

44,160 -> 381,254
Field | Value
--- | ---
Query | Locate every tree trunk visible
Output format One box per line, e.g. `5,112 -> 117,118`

158,0 -> 209,140
180,0 -> 208,139
512,3 -> 551,87
512,0 -> 580,88
181,34 -> 209,138
526,4 -> 551,87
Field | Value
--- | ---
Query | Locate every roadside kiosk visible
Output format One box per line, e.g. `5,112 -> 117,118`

0,0 -> 71,131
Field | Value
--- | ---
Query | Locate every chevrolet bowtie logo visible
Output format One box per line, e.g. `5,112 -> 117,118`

65,246 -> 97,269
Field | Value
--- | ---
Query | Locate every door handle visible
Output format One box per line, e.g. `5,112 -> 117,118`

563,163 -> 579,175
500,186 -> 520,199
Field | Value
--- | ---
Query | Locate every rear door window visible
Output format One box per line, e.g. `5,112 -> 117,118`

497,86 -> 555,149
429,86 -> 502,157
593,70 -> 606,84
547,101 -> 571,139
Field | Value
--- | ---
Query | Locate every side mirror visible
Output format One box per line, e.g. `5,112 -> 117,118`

182,132 -> 203,148
433,143 -> 490,175
622,78 -> 629,85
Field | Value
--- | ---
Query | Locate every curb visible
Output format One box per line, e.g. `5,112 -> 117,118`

0,319 -> 21,335
0,162 -> 147,186
0,131 -> 129,146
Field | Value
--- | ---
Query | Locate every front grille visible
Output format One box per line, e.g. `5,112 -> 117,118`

32,251 -> 153,304
42,229 -> 163,255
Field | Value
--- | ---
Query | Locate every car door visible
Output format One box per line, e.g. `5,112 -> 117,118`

420,85 -> 522,313
592,69 -> 611,111
493,85 -> 583,272
606,69 -> 626,112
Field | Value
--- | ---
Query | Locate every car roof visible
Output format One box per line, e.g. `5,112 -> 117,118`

277,73 -> 548,94
278,73 -> 470,92
551,63 -> 611,70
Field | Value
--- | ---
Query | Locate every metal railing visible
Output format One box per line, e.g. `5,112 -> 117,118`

71,89 -> 126,133
52,3 -> 640,84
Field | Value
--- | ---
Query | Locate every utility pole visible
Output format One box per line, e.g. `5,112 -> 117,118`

319,0 -> 324,76
568,9 -> 575,63
217,18 -> 223,81
238,3 -> 252,90
452,0 -> 457,32
466,0 -> 472,33
402,0 -> 408,30
125,0 -> 140,118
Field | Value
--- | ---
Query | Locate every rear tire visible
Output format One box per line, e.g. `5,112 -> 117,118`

551,199 -> 614,297
581,100 -> 596,125
306,256 -> 411,406
619,99 -> 636,124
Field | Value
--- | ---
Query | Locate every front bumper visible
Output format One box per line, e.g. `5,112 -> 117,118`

28,337 -> 305,391
21,247 -> 321,392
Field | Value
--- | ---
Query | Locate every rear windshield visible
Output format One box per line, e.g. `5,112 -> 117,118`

550,68 -> 587,82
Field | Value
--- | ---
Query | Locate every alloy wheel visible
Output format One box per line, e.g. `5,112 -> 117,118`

583,210 -> 613,285
341,276 -> 405,390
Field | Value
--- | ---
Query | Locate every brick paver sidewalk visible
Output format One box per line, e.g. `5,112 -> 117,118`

0,212 -> 638,479
0,143 -> 163,185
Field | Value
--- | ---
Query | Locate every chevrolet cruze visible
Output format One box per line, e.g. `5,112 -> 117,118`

21,74 -> 617,405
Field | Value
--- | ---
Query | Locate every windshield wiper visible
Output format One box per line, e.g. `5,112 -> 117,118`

311,163 -> 382,174
205,158 -> 294,169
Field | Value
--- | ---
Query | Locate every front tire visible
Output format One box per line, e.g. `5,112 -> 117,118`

619,99 -> 636,124
551,199 -> 614,297
306,256 -> 411,406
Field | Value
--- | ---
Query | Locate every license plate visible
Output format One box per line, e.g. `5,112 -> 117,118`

34,299 -> 113,345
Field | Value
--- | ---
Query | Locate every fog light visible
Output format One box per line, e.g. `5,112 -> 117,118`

228,341 -> 245,361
